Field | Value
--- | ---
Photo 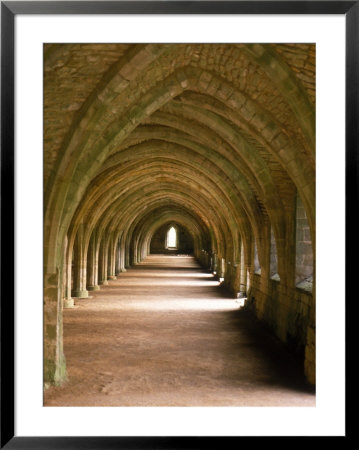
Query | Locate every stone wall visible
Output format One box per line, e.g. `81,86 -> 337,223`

295,195 -> 313,285
248,273 -> 315,383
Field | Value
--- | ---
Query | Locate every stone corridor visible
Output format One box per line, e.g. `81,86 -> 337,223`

44,44 -> 316,400
44,256 -> 315,407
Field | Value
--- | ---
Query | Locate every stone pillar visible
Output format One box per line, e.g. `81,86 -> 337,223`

239,242 -> 247,296
131,235 -> 139,265
224,260 -> 233,288
206,252 -> 209,269
136,237 -> 143,264
231,263 -> 241,297
63,258 -> 74,308
98,236 -> 109,285
119,236 -> 127,273
115,239 -> 121,276
107,234 -> 117,280
64,242 -> 74,307
246,236 -> 253,294
44,269 -> 67,386
216,257 -> 225,280
71,224 -> 88,298
131,238 -> 138,265
62,235 -> 74,308
141,237 -> 148,260
212,253 -> 218,274
87,230 -> 100,291
125,238 -> 131,269
204,251 -> 210,269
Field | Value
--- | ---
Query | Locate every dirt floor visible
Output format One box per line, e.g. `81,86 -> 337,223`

44,255 -> 315,406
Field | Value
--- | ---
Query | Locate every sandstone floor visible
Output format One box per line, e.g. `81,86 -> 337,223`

44,255 -> 315,407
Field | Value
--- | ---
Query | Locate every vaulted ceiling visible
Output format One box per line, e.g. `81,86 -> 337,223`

44,43 -> 315,273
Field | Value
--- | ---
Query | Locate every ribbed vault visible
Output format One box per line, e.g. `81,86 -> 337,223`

44,44 -> 316,386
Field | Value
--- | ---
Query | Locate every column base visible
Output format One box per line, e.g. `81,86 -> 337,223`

87,285 -> 100,291
99,280 -> 109,285
120,268 -> 127,273
63,298 -> 75,308
72,290 -> 88,298
108,275 -> 117,280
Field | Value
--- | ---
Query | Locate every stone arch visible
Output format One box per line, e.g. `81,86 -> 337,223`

44,44 -> 316,385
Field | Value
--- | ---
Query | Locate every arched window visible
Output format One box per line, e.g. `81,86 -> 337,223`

166,226 -> 177,249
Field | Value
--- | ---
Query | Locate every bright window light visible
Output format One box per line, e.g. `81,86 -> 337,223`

167,227 -> 177,248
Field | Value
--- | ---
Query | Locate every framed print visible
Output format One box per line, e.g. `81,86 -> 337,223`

1,1 -> 354,447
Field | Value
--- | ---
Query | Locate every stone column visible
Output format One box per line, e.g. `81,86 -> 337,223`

44,269 -> 66,385
216,257 -> 225,280
212,253 -> 218,274
239,241 -> 247,297
125,238 -> 131,269
209,253 -> 213,272
130,235 -> 138,265
87,230 -> 100,291
62,235 -> 74,308
119,235 -> 127,273
63,256 -> 74,308
115,239 -> 121,276
107,233 -> 117,280
239,242 -> 252,298
136,237 -> 143,264
71,224 -> 88,298
231,263 -> 241,297
224,260 -> 233,288
246,237 -> 254,295
98,236 -> 109,285
204,250 -> 210,269
141,236 -> 148,261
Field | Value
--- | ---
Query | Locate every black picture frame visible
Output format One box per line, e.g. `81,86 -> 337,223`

1,1 -> 353,447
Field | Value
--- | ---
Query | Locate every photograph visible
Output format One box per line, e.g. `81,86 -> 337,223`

43,42 -> 316,407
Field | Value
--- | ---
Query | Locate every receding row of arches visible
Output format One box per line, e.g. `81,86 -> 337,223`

68,197 -> 312,302
44,43 -> 316,386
